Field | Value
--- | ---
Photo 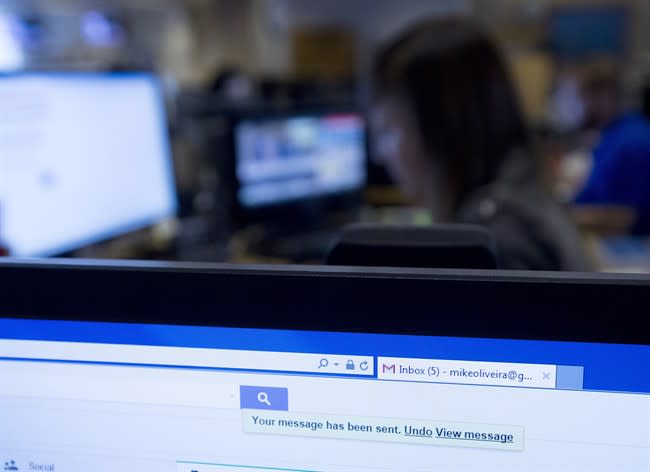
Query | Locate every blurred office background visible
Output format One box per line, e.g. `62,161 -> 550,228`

2,0 -> 650,272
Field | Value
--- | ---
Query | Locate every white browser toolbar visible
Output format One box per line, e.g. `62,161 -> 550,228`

0,339 -> 374,376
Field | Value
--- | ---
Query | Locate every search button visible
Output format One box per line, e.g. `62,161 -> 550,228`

240,385 -> 288,411
257,391 -> 271,406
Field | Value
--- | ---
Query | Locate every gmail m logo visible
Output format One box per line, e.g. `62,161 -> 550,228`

382,363 -> 396,374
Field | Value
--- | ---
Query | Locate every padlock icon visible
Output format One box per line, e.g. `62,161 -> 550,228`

346,360 -> 355,370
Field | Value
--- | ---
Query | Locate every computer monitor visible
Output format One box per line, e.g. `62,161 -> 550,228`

548,7 -> 629,60
1,260 -> 649,471
0,72 -> 177,256
233,110 -> 366,222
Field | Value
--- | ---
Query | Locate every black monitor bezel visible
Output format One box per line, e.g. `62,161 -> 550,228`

0,259 -> 648,346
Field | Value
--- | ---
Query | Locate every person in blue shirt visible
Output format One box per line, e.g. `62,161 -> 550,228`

575,64 -> 650,234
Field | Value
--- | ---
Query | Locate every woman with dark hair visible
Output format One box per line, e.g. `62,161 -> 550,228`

371,18 -> 589,271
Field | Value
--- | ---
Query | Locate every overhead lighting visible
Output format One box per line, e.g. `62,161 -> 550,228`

81,10 -> 125,48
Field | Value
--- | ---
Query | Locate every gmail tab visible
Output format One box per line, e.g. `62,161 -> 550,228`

378,357 -> 557,389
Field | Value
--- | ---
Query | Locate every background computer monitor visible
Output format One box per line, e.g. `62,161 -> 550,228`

548,7 -> 629,60
0,72 -> 177,256
231,110 -> 367,226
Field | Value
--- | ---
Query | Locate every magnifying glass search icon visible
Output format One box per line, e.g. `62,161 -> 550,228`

257,391 -> 271,406
318,358 -> 329,369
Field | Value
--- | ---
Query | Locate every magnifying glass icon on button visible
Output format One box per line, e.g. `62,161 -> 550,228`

318,358 -> 329,369
257,391 -> 271,406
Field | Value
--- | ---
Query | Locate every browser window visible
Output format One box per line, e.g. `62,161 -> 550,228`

1,318 -> 649,471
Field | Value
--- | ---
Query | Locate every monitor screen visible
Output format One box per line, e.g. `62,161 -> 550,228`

0,73 -> 177,256
235,113 -> 366,208
549,7 -> 628,60
1,317 -> 648,471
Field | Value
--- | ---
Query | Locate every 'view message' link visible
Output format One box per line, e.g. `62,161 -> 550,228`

377,357 -> 557,388
243,411 -> 524,451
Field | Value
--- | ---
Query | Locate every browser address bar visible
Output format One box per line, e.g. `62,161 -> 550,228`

0,339 -> 374,376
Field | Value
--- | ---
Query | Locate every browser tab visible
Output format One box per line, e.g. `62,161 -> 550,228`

378,357 -> 557,389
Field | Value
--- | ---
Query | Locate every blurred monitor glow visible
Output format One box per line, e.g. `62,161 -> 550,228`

235,113 -> 366,208
81,11 -> 125,48
549,7 -> 628,60
9,14 -> 46,48
0,14 -> 24,70
0,73 -> 177,256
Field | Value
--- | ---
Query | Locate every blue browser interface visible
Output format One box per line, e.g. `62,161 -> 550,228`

1,318 -> 649,471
